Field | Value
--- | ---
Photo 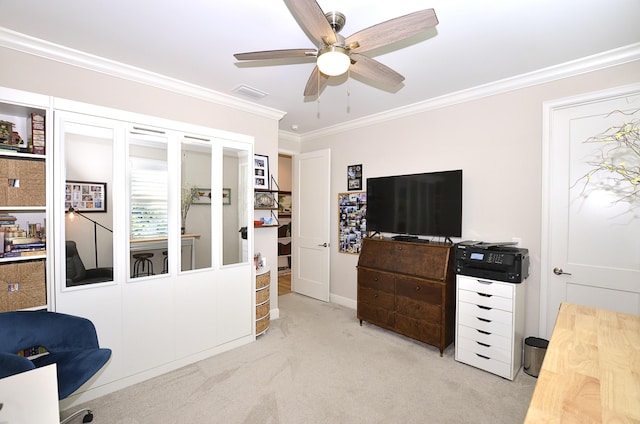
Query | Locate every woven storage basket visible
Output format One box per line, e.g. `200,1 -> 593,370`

0,260 -> 46,312
256,299 -> 270,321
256,270 -> 270,289
256,313 -> 270,335
256,285 -> 270,304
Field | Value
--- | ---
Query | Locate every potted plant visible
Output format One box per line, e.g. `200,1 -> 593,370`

181,186 -> 200,234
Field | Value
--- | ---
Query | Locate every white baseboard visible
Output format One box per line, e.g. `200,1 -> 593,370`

330,293 -> 356,310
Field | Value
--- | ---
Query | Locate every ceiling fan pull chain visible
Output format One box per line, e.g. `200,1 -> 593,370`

347,68 -> 351,111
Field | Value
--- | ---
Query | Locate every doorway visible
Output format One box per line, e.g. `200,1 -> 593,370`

278,154 -> 292,295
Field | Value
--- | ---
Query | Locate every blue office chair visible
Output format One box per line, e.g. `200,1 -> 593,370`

0,310 -> 111,423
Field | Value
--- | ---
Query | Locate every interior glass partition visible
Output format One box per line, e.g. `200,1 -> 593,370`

222,146 -> 249,266
128,130 -> 169,279
63,121 -> 114,287
180,137 -> 213,271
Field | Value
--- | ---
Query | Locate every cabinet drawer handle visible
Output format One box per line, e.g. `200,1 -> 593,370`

477,305 -> 491,310
476,341 -> 491,348
477,317 -> 491,323
475,353 -> 490,360
374,277 -> 379,281
414,286 -> 421,292
477,329 -> 491,335
477,293 -> 492,298
373,293 -> 379,299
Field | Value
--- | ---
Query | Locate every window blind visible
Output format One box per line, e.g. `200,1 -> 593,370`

130,159 -> 168,239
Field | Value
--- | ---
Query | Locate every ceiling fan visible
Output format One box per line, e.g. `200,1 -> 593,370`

234,0 -> 438,97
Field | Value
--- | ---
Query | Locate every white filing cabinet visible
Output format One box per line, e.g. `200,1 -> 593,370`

455,274 -> 525,380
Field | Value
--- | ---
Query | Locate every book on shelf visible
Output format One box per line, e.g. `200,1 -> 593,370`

29,113 -> 45,155
1,250 -> 46,258
10,242 -> 46,250
6,237 -> 43,245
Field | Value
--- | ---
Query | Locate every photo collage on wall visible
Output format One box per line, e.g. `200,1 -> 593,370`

65,181 -> 107,212
338,192 -> 366,254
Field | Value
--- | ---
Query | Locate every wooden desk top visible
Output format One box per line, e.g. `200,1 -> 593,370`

130,233 -> 200,244
524,302 -> 640,423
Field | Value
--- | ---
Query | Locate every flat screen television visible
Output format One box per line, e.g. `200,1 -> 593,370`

366,170 -> 462,240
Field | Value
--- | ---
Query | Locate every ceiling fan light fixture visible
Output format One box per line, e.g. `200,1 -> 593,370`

317,46 -> 350,76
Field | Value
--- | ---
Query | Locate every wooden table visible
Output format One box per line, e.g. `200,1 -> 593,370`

524,302 -> 640,423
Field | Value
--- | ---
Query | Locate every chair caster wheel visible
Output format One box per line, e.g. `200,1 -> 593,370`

82,412 -> 94,423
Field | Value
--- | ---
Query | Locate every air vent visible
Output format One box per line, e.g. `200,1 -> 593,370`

232,84 -> 268,100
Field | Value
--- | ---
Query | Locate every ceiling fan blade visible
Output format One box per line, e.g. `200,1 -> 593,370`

234,49 -> 316,61
284,0 -> 337,46
346,9 -> 438,54
349,54 -> 405,87
303,66 -> 330,97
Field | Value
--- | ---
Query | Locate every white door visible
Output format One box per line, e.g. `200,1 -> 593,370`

292,149 -> 331,301
541,84 -> 640,338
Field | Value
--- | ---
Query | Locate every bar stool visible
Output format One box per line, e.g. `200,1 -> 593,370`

132,252 -> 154,277
162,250 -> 168,274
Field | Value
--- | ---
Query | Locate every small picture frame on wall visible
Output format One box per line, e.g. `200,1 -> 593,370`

347,164 -> 362,191
222,188 -> 231,205
254,154 -> 270,189
193,188 -> 212,205
65,181 -> 107,212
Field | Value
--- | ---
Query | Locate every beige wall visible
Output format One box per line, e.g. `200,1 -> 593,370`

299,60 -> 640,336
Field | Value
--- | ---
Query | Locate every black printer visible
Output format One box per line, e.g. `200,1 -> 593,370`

455,241 -> 529,283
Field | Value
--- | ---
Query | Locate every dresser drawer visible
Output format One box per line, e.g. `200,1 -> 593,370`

358,302 -> 395,328
358,268 -> 394,293
455,345 -> 512,379
456,334 -> 512,364
458,289 -> 513,312
358,285 -> 395,310
458,312 -> 512,338
396,296 -> 441,323
457,275 -> 515,299
395,314 -> 440,346
457,301 -> 513,325
457,324 -> 511,350
396,277 -> 443,305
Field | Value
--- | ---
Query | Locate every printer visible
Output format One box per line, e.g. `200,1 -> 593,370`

455,241 -> 529,283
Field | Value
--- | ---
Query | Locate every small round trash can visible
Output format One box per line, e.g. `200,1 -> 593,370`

523,337 -> 549,377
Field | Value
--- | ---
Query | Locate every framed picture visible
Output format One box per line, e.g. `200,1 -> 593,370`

193,188 -> 212,205
65,181 -> 107,212
338,191 -> 367,254
254,154 -> 270,189
254,191 -> 276,208
347,164 -> 362,191
222,188 -> 231,205
278,192 -> 292,215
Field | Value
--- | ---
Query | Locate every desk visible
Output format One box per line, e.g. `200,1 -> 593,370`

131,233 -> 200,270
524,302 -> 640,423
0,364 -> 59,423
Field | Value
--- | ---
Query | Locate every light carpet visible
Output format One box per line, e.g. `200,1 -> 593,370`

64,293 -> 537,423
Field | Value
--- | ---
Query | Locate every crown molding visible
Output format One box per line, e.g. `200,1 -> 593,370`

296,42 -> 640,142
0,26 -> 286,122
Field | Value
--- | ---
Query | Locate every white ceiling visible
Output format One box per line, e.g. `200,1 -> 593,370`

0,0 -> 638,135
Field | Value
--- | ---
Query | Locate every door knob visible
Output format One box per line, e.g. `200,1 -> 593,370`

553,267 -> 572,276
317,242 -> 328,247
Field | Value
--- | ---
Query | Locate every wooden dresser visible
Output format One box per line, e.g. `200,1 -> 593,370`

524,302 -> 640,423
357,238 -> 455,355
